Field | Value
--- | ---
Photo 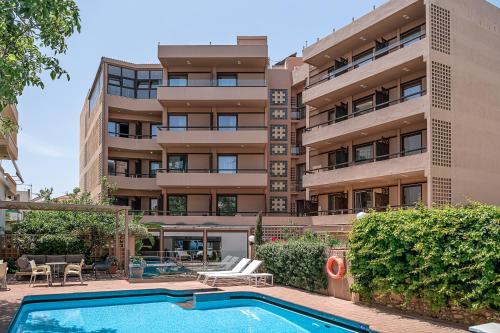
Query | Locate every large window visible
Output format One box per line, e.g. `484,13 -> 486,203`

400,24 -> 425,47
168,115 -> 187,131
401,79 -> 423,101
107,64 -> 162,99
108,159 -> 128,176
168,74 -> 188,87
88,68 -> 103,114
217,74 -> 237,87
167,155 -> 187,172
149,198 -> 160,211
353,96 -> 373,117
217,195 -> 237,216
402,131 -> 423,155
149,161 -> 161,177
354,143 -> 374,163
217,114 -> 237,131
328,192 -> 348,213
218,155 -> 237,174
402,184 -> 422,206
108,121 -> 129,137
150,123 -> 162,137
353,48 -> 374,68
113,196 -> 129,206
354,190 -> 373,212
168,195 -> 187,216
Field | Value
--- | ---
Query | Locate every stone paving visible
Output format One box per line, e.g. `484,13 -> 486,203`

0,276 -> 468,333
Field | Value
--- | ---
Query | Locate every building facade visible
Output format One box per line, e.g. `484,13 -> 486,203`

80,0 -> 500,255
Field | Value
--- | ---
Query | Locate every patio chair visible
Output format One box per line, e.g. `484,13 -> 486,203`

175,249 -> 191,261
63,259 -> 84,285
196,258 -> 250,282
0,262 -> 7,289
204,260 -> 263,286
29,260 -> 52,287
93,257 -> 113,278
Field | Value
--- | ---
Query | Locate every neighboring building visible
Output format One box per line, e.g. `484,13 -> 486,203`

0,105 -> 22,233
301,0 -> 500,214
80,0 -> 500,257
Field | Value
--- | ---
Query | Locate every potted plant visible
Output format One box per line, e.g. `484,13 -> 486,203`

129,256 -> 146,279
108,256 -> 119,274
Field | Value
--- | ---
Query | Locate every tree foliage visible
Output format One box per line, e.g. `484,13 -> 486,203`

254,211 -> 263,246
0,0 -> 81,133
13,178 -> 150,258
348,203 -> 500,310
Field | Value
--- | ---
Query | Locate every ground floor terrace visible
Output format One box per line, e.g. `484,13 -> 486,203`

0,278 -> 468,333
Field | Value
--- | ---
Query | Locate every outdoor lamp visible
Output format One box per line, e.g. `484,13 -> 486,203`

248,235 -> 255,244
356,211 -> 367,219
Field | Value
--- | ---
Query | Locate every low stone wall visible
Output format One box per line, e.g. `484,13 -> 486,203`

366,293 -> 499,326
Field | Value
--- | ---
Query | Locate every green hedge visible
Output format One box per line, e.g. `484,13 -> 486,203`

256,236 -> 330,291
348,203 -> 500,310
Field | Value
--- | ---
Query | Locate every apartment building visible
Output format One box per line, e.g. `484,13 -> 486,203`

301,0 -> 500,215
80,0 -> 500,255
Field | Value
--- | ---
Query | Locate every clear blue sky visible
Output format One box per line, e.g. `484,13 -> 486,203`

14,0 -> 500,197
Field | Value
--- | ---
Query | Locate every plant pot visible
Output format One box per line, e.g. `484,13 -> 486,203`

108,265 -> 118,274
129,266 -> 144,279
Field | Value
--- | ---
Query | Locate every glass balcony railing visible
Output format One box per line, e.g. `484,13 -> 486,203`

158,125 -> 267,131
307,30 -> 426,88
157,168 -> 267,174
291,106 -> 306,120
161,78 -> 266,87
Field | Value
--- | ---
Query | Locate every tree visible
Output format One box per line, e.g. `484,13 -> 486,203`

255,211 -> 263,245
0,0 -> 81,133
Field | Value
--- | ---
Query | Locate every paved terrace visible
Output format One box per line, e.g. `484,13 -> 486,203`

0,278 -> 468,333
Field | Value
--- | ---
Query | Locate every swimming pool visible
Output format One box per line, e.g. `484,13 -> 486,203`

8,289 -> 374,333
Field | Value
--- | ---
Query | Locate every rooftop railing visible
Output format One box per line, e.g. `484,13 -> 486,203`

307,31 -> 426,89
305,90 -> 426,132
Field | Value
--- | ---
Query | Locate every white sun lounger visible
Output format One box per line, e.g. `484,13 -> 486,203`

204,260 -> 263,286
196,258 -> 250,282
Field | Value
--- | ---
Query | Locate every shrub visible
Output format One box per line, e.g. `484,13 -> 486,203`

348,203 -> 500,310
256,232 -> 331,291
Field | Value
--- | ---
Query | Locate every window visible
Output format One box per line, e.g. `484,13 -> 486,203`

107,65 -> 161,99
217,74 -> 237,86
328,192 -> 348,213
149,161 -> 161,177
168,195 -> 187,216
354,190 -> 373,212
113,196 -> 129,206
149,198 -> 160,211
150,123 -> 162,137
218,155 -> 237,174
168,74 -> 188,87
402,184 -> 422,206
402,131 -> 423,155
400,25 -> 425,47
167,155 -> 187,172
108,121 -> 129,137
88,68 -> 103,114
353,96 -> 373,117
108,159 -> 128,176
354,143 -> 374,163
168,115 -> 187,131
329,148 -> 348,168
353,48 -> 374,68
296,163 -> 306,191
217,195 -> 237,216
217,114 -> 237,131
401,79 -> 423,101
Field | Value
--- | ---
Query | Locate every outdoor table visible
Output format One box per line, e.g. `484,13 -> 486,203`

45,262 -> 67,278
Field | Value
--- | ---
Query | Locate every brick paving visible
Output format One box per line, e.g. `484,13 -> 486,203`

0,276 -> 468,333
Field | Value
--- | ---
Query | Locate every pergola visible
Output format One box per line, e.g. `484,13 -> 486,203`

0,201 -> 132,275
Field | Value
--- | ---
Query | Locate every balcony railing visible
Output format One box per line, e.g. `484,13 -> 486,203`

158,125 -> 267,131
108,131 -> 157,139
306,204 -> 419,216
291,146 -> 305,156
158,168 -> 267,174
307,31 -> 426,89
291,106 -> 306,120
108,171 -> 158,178
306,147 -> 427,174
305,90 -> 426,132
290,181 -> 305,192
161,79 -> 266,87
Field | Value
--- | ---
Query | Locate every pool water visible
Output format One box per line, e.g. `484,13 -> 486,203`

10,292 -> 369,333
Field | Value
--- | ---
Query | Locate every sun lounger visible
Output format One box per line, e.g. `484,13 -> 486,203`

204,260 -> 262,286
196,258 -> 250,281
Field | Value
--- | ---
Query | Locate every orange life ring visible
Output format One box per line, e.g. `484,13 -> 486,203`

326,256 -> 345,280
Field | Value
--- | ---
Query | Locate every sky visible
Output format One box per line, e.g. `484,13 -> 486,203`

13,0 -> 500,197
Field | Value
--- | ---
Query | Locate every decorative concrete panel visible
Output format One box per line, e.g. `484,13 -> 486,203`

270,108 -> 288,120
270,180 -> 287,192
270,89 -> 288,105
432,176 -> 452,206
431,4 -> 451,55
431,118 -> 452,167
270,125 -> 288,141
270,161 -> 288,177
270,196 -> 287,212
431,62 -> 451,111
270,143 -> 287,155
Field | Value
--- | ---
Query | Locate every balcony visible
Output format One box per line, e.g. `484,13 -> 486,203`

304,148 -> 427,189
108,133 -> 162,151
157,126 -> 267,147
157,76 -> 267,107
303,91 -> 427,148
291,106 -> 306,120
304,34 -> 427,108
106,94 -> 163,113
108,173 -> 160,191
156,169 -> 267,188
